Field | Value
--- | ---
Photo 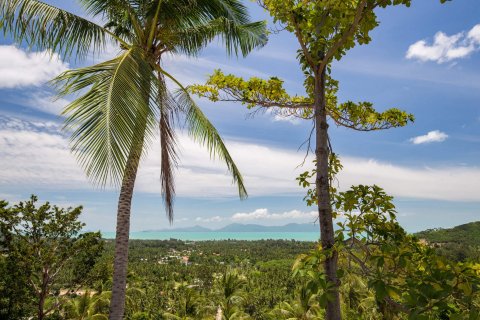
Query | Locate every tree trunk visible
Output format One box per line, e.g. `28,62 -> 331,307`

108,145 -> 142,320
37,269 -> 49,320
37,294 -> 45,320
314,67 -> 341,320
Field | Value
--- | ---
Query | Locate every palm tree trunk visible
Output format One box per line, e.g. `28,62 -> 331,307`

109,67 -> 151,320
314,66 -> 341,320
109,143 -> 143,320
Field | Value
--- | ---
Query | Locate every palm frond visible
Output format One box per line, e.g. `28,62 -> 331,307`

79,0 -> 145,43
186,0 -> 267,56
0,0 -> 113,59
152,0 -> 267,57
174,88 -> 247,200
52,48 -> 158,187
158,79 -> 179,223
171,18 -> 267,57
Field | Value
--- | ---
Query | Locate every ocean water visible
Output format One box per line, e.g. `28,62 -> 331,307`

102,231 -> 320,241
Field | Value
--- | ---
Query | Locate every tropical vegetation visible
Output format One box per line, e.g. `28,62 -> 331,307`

1,196 -> 479,319
0,0 -> 266,318
0,0 -> 478,319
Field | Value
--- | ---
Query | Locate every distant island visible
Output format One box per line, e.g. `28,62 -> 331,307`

142,222 -> 320,233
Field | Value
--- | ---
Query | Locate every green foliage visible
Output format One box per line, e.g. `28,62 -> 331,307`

54,47 -> 159,187
62,290 -> 110,320
99,239 -> 311,319
190,69 -> 313,109
291,181 -> 480,319
0,199 -> 35,318
3,223 -> 478,319
0,0 -> 110,59
293,153 -> 480,319
297,153 -> 343,207
260,0 -> 412,68
190,70 -> 414,131
0,196 -> 103,319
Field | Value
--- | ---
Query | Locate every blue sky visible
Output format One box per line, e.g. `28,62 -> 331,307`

0,0 -> 479,232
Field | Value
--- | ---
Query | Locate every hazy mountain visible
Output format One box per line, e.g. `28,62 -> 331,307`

217,223 -> 318,232
142,223 -> 319,233
143,225 -> 211,232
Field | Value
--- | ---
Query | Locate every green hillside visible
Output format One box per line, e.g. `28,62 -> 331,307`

415,221 -> 480,262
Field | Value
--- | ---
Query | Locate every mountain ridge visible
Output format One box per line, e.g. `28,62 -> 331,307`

142,222 -> 319,233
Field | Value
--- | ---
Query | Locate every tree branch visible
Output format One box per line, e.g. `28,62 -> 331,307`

319,0 -> 368,72
291,15 -> 316,69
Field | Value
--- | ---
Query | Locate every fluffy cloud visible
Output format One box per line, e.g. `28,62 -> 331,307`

468,25 -> 480,44
410,130 -> 448,145
231,208 -> 316,221
406,24 -> 480,63
0,46 -> 68,88
1,117 -> 480,202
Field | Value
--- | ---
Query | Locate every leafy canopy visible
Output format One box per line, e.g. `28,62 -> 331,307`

0,196 -> 103,318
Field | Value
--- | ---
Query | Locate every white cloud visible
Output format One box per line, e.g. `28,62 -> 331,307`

468,25 -> 480,44
406,24 -> 480,63
410,130 -> 448,144
231,208 -> 316,221
195,216 -> 224,223
1,117 -> 480,202
338,157 -> 480,202
0,46 -> 68,88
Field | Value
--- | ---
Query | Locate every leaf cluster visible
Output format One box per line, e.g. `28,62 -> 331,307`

190,70 -> 414,131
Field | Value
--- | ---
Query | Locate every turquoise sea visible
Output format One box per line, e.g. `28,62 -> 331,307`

102,231 -> 320,241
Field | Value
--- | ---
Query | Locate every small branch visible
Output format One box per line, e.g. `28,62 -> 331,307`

291,15 -> 316,69
346,250 -> 371,275
297,122 -> 316,167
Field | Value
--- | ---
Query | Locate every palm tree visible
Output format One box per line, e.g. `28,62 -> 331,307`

62,290 -> 110,320
162,282 -> 211,320
0,1 -> 266,319
215,270 -> 250,320
270,285 -> 324,320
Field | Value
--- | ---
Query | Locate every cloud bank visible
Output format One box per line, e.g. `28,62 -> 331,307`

406,24 -> 480,63
0,46 -> 68,88
1,117 -> 479,202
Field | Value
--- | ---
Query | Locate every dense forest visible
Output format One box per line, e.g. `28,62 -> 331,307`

1,197 -> 479,319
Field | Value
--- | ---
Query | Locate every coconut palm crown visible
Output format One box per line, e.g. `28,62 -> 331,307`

1,0 -> 267,318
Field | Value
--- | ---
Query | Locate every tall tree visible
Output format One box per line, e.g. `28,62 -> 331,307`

189,1 -> 446,318
0,196 -> 103,320
0,1 -> 267,319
